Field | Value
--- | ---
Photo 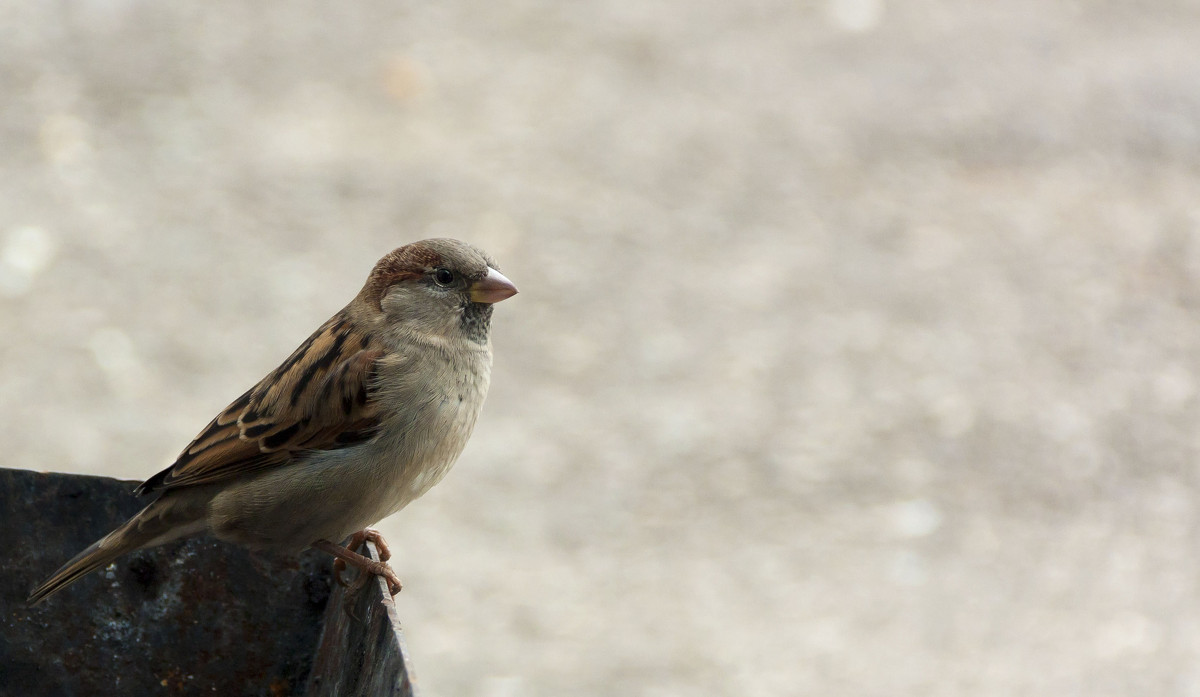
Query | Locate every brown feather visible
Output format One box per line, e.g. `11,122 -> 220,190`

136,312 -> 385,494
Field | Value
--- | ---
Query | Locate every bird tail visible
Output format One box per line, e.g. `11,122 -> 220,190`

27,496 -> 205,605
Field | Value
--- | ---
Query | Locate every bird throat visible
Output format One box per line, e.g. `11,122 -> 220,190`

460,302 -> 493,344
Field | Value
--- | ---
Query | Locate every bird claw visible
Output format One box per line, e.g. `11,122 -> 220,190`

338,557 -> 402,620
332,558 -> 350,588
351,557 -> 403,595
319,529 -> 403,609
345,527 -> 392,562
377,565 -> 402,595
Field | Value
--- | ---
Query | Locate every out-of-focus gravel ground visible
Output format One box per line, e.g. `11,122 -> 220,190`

3,1 -> 1200,695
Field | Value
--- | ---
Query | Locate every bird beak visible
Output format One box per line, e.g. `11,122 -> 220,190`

469,268 -> 519,304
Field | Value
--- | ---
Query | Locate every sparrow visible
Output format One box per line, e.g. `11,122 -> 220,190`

28,238 -> 517,604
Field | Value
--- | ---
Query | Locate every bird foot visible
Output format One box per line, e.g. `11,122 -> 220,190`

313,534 -> 403,600
346,527 -> 393,562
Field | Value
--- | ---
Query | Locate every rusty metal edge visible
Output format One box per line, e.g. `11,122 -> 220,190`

303,541 -> 420,697
365,540 -> 421,697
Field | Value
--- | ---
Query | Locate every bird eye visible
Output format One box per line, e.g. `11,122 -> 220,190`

433,268 -> 455,286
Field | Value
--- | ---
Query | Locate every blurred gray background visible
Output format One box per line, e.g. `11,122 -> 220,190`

3,1 -> 1200,695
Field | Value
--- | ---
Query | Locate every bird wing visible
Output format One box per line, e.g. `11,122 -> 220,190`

136,313 -> 386,494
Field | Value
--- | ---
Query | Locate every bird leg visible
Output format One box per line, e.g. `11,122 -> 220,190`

312,534 -> 402,596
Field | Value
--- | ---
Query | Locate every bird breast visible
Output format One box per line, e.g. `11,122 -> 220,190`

370,344 -> 493,513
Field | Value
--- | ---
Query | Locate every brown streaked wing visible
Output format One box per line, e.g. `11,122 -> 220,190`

136,313 -> 385,494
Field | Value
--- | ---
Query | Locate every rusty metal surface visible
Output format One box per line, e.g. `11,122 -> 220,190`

0,468 -> 333,697
305,541 -> 419,697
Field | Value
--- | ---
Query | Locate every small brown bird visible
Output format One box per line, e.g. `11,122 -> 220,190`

29,238 -> 516,604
